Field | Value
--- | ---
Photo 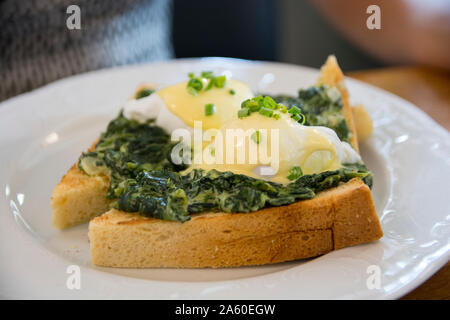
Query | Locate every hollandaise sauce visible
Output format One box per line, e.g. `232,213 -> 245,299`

157,79 -> 253,130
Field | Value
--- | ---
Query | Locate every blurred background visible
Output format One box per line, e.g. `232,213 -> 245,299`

1,0 -> 449,101
173,0 -> 383,70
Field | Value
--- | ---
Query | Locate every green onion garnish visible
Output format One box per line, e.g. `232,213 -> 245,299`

201,71 -> 214,78
205,79 -> 214,91
187,78 -> 203,95
298,114 -> 306,124
204,103 -> 216,116
288,105 -> 302,115
214,76 -> 226,88
238,108 -> 250,118
259,107 -> 274,118
251,131 -> 261,144
248,101 -> 261,112
186,71 -> 227,95
263,96 -> 277,109
237,95 -> 294,120
229,89 -> 235,95
291,113 -> 306,124
187,87 -> 197,96
287,166 -> 303,181
278,104 -> 287,113
135,88 -> 154,99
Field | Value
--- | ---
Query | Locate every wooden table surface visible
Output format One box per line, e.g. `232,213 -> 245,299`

348,66 -> 450,300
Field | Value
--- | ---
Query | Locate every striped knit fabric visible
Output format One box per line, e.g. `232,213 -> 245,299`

0,0 -> 173,101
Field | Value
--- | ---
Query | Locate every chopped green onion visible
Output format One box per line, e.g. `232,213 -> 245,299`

254,95 -> 264,103
287,166 -> 303,181
135,88 -> 154,99
299,113 -> 306,124
237,95 -> 296,120
204,103 -> 216,116
238,108 -> 250,118
263,96 -> 277,109
187,78 -> 203,96
288,105 -> 302,115
201,71 -> 214,78
242,98 -> 261,112
187,87 -> 197,96
259,107 -> 274,118
205,79 -> 214,91
278,104 -> 287,113
229,89 -> 235,95
291,113 -> 306,124
214,76 -> 226,88
186,71 -> 227,94
251,131 -> 261,144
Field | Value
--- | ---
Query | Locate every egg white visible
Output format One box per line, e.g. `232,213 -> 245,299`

123,93 -> 192,133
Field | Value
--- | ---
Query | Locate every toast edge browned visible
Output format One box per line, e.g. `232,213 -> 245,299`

88,179 -> 383,268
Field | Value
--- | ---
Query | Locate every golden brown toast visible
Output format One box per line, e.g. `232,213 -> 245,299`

51,164 -> 111,229
317,55 -> 359,152
89,179 -> 381,268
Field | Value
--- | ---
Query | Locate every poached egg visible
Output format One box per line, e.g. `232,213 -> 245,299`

123,76 -> 360,184
124,79 -> 253,132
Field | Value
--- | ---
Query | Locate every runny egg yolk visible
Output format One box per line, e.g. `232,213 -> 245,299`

157,79 -> 253,130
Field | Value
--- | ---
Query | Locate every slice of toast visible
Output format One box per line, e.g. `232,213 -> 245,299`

51,165 -> 111,229
51,141 -> 111,229
89,178 -> 381,268
51,56 -> 383,267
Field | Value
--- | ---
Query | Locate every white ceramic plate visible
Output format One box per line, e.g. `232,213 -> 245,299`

0,58 -> 449,299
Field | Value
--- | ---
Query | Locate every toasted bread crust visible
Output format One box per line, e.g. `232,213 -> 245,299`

88,179 -> 382,268
318,55 -> 359,152
50,140 -> 110,229
51,164 -> 111,229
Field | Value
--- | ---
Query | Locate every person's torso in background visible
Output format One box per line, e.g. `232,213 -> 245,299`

0,0 -> 173,101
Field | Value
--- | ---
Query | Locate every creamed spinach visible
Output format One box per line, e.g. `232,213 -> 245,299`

272,85 -> 352,143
